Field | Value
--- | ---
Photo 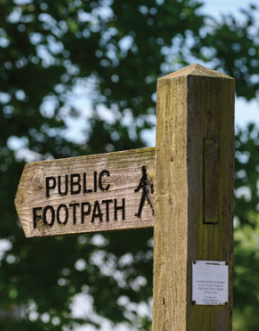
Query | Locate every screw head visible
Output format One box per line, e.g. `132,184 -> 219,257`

225,302 -> 228,306
170,155 -> 174,161
192,300 -> 196,305
225,262 -> 229,265
193,261 -> 196,264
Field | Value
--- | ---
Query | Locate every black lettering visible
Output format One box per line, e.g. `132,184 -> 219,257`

71,174 -> 81,195
57,204 -> 68,225
102,199 -> 113,221
91,201 -> 103,222
46,177 -> 56,198
43,205 -> 55,226
114,198 -> 125,221
58,175 -> 68,195
99,170 -> 110,191
83,173 -> 92,193
69,202 -> 80,224
94,171 -> 97,192
81,202 -> 91,224
33,207 -> 42,228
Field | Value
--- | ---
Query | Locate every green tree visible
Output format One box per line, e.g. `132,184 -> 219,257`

0,1 -> 259,330
233,124 -> 259,331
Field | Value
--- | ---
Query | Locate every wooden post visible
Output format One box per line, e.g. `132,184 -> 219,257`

152,64 -> 235,330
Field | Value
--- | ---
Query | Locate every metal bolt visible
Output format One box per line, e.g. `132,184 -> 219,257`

170,155 -> 174,161
225,302 -> 228,306
193,261 -> 196,264
192,300 -> 196,305
225,262 -> 229,265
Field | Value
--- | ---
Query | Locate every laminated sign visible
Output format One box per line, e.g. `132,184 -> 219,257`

192,261 -> 229,305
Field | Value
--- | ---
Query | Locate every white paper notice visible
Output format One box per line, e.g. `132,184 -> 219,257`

192,260 -> 228,305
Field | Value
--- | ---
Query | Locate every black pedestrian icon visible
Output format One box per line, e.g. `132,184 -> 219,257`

135,166 -> 154,217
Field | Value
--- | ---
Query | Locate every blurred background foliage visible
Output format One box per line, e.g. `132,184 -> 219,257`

0,0 -> 259,330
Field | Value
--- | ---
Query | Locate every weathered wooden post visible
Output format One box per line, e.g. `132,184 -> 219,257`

152,64 -> 235,330
15,64 -> 235,330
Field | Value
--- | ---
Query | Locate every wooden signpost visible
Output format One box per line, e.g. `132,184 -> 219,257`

15,64 -> 235,331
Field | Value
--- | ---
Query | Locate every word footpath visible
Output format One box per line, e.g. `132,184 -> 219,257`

15,148 -> 155,237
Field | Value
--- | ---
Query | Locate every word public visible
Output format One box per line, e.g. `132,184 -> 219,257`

32,170 -> 126,228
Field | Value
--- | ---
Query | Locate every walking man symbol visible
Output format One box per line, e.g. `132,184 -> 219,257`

135,166 -> 154,218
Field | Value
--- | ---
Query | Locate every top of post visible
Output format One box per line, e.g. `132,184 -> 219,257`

159,63 -> 234,80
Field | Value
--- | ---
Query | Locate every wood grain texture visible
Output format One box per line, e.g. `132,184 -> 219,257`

204,140 -> 219,224
15,148 -> 155,238
152,64 -> 235,331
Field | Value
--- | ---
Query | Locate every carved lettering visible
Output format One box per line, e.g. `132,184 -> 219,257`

45,170 -> 111,198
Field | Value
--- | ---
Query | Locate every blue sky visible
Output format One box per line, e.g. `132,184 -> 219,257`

202,0 -> 253,17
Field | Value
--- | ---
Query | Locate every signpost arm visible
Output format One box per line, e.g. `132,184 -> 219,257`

152,64 -> 235,331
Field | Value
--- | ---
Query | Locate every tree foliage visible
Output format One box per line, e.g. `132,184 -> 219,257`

0,0 -> 259,330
